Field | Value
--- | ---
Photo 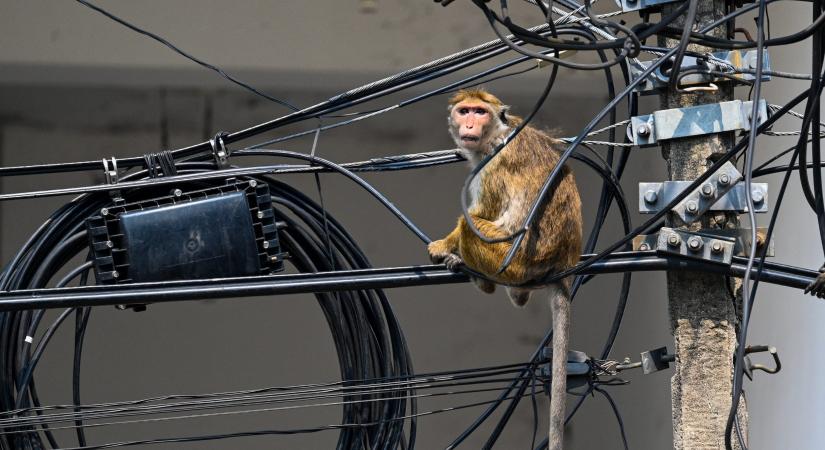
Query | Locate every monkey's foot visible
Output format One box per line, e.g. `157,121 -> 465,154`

804,265 -> 825,298
428,240 -> 454,264
472,277 -> 496,294
443,253 -> 465,272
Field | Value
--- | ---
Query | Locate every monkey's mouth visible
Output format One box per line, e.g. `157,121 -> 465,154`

460,135 -> 480,144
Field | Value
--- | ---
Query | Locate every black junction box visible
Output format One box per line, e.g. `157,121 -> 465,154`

86,180 -> 286,284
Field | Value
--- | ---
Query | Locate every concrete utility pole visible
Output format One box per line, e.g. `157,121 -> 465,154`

659,1 -> 749,448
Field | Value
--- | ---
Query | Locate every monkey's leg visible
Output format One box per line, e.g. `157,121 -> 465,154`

548,282 -> 571,450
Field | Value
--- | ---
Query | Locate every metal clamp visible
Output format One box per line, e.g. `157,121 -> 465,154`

635,227 -> 775,257
640,181 -> 769,216
210,132 -> 231,169
102,157 -> 119,185
631,100 -> 768,147
539,348 -> 593,389
630,50 -> 771,93
614,0 -> 680,12
640,346 -> 674,374
657,227 -> 736,265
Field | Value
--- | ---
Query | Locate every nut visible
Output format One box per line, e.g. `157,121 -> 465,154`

687,236 -> 703,251
718,173 -> 731,186
667,233 -> 681,247
644,190 -> 658,204
710,241 -> 724,254
700,183 -> 715,198
637,124 -> 651,137
686,200 -> 699,214
249,180 -> 258,188
639,243 -> 650,251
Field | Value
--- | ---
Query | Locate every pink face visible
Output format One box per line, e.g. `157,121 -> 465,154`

451,101 -> 495,150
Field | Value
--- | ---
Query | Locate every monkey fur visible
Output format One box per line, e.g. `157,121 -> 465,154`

428,88 -> 582,450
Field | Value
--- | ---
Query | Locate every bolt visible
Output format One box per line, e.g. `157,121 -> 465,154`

644,190 -> 658,204
686,200 -> 699,214
711,241 -> 724,254
637,124 -> 650,137
639,243 -> 650,251
100,208 -> 109,216
700,183 -> 715,198
687,236 -> 704,252
173,189 -> 183,197
112,270 -> 120,278
105,240 -> 114,248
249,180 -> 258,188
263,241 -> 270,249
751,189 -> 764,203
667,233 -> 681,247
257,211 -> 264,219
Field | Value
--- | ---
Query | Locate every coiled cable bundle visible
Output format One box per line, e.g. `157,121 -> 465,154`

0,166 -> 416,450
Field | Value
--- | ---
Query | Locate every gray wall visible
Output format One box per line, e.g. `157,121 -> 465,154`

0,1 -> 821,449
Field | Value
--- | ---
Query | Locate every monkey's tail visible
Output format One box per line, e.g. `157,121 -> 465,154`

548,282 -> 571,450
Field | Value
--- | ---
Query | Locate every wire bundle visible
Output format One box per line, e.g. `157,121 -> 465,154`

0,170 -> 416,450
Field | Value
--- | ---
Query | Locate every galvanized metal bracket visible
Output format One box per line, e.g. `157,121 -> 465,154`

640,175 -> 769,224
656,227 -> 736,265
639,162 -> 769,222
631,99 -> 768,147
614,0 -> 680,12
633,227 -> 774,257
630,50 -> 771,94
641,347 -> 673,375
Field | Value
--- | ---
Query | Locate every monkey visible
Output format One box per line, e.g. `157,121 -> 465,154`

427,88 -> 582,450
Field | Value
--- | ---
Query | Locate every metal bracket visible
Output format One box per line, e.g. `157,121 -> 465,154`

614,0 -> 680,12
630,50 -> 771,94
656,227 -> 736,265
210,132 -> 231,169
631,100 -> 768,147
640,347 -> 674,375
634,227 -> 774,257
640,171 -> 769,223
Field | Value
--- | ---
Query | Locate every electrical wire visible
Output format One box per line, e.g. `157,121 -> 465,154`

73,0 -> 300,112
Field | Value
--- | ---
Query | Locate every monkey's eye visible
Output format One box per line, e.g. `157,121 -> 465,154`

474,108 -> 488,115
458,107 -> 470,115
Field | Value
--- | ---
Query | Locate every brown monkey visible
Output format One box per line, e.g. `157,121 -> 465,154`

427,88 -> 582,450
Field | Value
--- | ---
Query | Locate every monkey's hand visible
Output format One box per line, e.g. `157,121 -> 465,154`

804,264 -> 825,298
428,240 -> 464,271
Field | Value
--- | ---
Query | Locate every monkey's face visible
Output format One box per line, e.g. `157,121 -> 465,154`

449,101 -> 499,152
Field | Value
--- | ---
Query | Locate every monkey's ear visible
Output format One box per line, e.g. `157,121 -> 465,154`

499,106 -> 510,124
